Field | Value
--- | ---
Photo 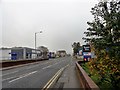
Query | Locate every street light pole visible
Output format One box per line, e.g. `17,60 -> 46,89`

35,33 -> 37,51
35,31 -> 42,58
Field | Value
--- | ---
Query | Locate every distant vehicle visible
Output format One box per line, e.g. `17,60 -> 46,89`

56,50 -> 66,57
49,52 -> 56,58
82,45 -> 91,61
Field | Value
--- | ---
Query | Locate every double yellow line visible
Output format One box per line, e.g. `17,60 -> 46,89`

42,64 -> 69,90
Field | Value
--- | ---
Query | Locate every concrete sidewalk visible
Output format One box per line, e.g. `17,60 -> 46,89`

53,58 -> 80,88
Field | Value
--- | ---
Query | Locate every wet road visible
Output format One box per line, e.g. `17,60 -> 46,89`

2,56 -> 72,89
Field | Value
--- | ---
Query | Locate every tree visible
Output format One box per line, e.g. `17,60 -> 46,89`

83,0 -> 120,89
84,0 -> 120,46
72,42 -> 81,56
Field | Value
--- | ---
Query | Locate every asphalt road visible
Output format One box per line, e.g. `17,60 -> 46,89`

2,56 -> 72,89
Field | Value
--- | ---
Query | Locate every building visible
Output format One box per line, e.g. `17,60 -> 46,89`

0,48 -> 11,60
10,47 -> 43,60
37,46 -> 49,60
0,47 -> 42,60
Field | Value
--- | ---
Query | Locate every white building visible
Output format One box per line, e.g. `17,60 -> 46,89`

0,48 -> 11,60
0,46 -> 49,60
0,47 -> 41,60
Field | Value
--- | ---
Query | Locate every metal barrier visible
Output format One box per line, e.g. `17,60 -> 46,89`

76,61 -> 99,90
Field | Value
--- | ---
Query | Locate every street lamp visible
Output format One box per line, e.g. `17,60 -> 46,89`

35,31 -> 42,58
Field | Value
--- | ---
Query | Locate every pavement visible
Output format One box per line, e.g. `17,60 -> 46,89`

53,57 -> 81,88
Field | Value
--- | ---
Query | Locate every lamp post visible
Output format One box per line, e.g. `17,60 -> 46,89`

35,31 -> 42,58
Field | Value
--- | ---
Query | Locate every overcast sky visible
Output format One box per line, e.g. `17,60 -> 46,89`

1,0 -> 98,53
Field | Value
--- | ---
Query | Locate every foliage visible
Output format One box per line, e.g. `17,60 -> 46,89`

72,42 -> 81,55
83,0 -> 120,89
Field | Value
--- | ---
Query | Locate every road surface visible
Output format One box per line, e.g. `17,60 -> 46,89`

2,56 -> 73,89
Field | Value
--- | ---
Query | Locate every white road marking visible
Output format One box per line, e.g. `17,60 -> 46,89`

2,76 -> 16,82
42,65 -> 52,69
26,64 -> 40,69
26,62 -> 50,69
8,71 -> 37,83
1,70 -> 18,77
42,60 -> 65,70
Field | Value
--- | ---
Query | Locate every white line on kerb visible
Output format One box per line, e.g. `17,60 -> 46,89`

8,71 -> 37,83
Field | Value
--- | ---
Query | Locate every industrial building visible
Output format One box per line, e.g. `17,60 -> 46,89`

0,47 -> 42,60
0,48 -> 11,60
